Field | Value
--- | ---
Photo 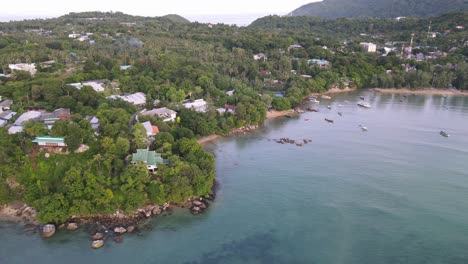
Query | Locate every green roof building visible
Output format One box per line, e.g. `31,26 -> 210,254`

131,149 -> 164,172
32,136 -> 66,148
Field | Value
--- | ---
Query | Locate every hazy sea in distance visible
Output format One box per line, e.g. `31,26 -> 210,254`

2,90 -> 468,264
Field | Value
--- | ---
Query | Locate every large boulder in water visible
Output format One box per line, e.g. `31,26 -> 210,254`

67,223 -> 78,231
41,224 -> 55,238
152,206 -> 161,215
92,240 -> 104,249
127,226 -> 136,233
114,227 -> 127,234
92,233 -> 104,240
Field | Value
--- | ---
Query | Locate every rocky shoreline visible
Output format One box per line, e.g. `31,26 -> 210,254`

0,194 -> 215,249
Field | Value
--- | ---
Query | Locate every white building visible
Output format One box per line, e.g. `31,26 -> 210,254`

253,53 -> 267,61
107,92 -> 146,106
68,80 -> 106,92
141,121 -> 159,137
141,107 -> 177,122
359,42 -> 377,53
8,63 -> 37,76
183,99 -> 207,113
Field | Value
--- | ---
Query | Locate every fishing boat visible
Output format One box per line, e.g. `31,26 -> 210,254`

324,118 -> 334,123
359,124 -> 368,131
360,96 -> 365,100
307,107 -> 319,112
357,102 -> 371,108
338,112 -> 342,116
327,105 -> 332,109
440,131 -> 449,137
308,97 -> 320,103
321,95 -> 332,100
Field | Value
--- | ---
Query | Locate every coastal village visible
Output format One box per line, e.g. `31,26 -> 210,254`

0,10 -> 466,249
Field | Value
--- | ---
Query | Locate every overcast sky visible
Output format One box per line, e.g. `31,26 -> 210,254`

0,0 -> 318,17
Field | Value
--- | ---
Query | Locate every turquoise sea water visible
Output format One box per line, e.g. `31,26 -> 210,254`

2,90 -> 468,264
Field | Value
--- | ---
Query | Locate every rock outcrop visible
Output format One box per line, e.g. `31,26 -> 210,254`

41,224 -> 56,238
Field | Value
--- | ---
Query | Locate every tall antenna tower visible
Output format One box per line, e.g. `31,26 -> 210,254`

426,21 -> 432,42
407,33 -> 415,57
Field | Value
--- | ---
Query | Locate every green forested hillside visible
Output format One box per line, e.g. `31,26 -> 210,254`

291,0 -> 468,19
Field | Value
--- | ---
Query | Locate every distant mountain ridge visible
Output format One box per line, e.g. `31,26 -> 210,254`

291,0 -> 468,19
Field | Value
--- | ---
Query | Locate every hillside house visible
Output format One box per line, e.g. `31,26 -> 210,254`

131,149 -> 164,172
253,53 -> 268,61
183,99 -> 207,113
32,136 -> 67,149
141,121 -> 159,137
107,92 -> 146,105
141,107 -> 177,122
0,110 -> 17,127
85,116 -> 100,130
8,63 -> 37,76
308,59 -> 330,68
359,42 -> 377,53
0,100 -> 13,112
40,108 -> 71,129
68,80 -> 106,92
8,110 -> 42,134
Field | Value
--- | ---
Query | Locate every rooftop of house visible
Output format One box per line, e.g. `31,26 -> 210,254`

0,110 -> 17,120
142,107 -> 177,117
32,136 -> 65,144
0,99 -> 13,108
108,92 -> 146,105
85,115 -> 99,124
14,111 -> 42,126
68,80 -> 106,92
131,149 -> 164,166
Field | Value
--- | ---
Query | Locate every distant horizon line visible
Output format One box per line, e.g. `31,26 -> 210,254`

0,11 -> 288,25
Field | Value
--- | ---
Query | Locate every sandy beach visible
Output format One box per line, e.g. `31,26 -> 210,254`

198,109 -> 298,145
309,87 -> 356,97
373,88 -> 468,96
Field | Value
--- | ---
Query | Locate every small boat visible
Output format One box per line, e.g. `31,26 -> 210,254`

324,118 -> 334,123
321,95 -> 332,100
338,112 -> 342,116
442,95 -> 447,98
358,124 -> 368,131
338,104 -> 343,107
307,107 -> 319,112
440,131 -> 449,137
327,105 -> 332,109
360,96 -> 365,100
357,102 -> 371,108
304,119 -> 309,121
308,97 -> 320,104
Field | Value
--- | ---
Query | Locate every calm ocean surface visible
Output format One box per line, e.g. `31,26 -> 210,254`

2,90 -> 468,264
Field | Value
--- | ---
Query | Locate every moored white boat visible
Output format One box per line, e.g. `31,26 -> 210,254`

357,102 -> 371,108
